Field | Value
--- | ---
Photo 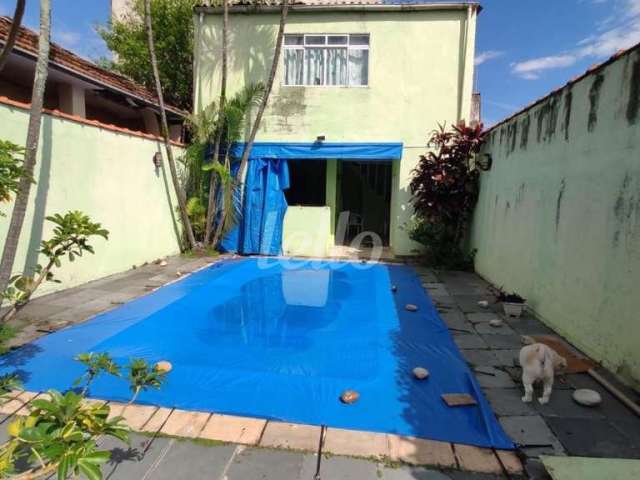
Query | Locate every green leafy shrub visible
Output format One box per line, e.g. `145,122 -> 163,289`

409,122 -> 485,270
0,140 -> 31,217
98,0 -> 197,110
0,391 -> 129,479
126,358 -> 168,403
406,217 -> 476,271
1,211 -> 109,323
74,353 -> 121,395
0,354 -> 169,479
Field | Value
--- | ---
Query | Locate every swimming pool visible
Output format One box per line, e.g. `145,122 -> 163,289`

0,258 -> 513,449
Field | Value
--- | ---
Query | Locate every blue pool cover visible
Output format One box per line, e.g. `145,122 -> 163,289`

0,258 -> 513,449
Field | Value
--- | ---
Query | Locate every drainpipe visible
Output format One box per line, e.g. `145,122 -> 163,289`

458,4 -> 477,123
193,11 -> 204,113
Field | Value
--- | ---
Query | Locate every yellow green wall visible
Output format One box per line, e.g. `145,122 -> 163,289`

282,206 -> 331,257
470,48 -> 640,388
194,6 -> 477,255
0,102 -> 184,297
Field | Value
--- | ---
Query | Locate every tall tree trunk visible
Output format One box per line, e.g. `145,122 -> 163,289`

0,0 -> 26,73
236,0 -> 289,183
0,0 -> 50,297
143,0 -> 197,251
204,0 -> 229,246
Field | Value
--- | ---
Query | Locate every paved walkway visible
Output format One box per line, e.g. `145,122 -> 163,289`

1,256 -> 639,479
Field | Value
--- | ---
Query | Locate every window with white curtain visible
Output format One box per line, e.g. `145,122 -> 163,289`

283,34 -> 369,87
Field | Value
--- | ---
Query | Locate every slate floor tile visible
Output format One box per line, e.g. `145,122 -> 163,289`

505,318 -> 554,336
303,455 -> 381,479
499,416 -> 564,454
448,472 -> 510,479
480,334 -> 523,350
611,417 -> 640,445
474,367 -> 519,388
99,433 -> 172,480
453,334 -> 488,350
440,311 -> 474,332
383,466 -> 453,479
0,416 -> 9,445
474,322 -> 516,336
453,295 -> 496,313
226,447 -> 306,480
545,417 -> 640,458
460,349 -> 501,367
483,388 -> 537,416
567,374 -> 639,419
531,389 -> 605,419
466,312 -> 501,324
148,439 -> 237,479
491,349 -> 520,367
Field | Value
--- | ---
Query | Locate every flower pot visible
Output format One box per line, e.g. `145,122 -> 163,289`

503,302 -> 525,318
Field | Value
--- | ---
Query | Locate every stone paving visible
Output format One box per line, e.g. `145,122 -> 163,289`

426,269 -> 640,479
0,257 -> 639,479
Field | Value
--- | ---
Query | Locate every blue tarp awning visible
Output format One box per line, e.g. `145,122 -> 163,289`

228,142 -> 403,161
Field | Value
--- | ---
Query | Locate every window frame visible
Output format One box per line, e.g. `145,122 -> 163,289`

282,33 -> 370,88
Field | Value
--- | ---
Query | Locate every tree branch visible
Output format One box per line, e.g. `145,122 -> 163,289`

0,0 -> 26,74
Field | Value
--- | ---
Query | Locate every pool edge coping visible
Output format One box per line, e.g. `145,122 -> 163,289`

0,390 -> 523,476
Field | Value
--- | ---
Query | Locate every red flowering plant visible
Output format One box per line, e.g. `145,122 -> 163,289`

408,122 -> 486,269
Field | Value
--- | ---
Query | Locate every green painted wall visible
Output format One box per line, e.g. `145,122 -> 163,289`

470,48 -> 640,388
0,102 -> 184,297
282,206 -> 331,257
194,7 -> 477,255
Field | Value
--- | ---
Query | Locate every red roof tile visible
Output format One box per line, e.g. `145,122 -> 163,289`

0,16 -> 186,117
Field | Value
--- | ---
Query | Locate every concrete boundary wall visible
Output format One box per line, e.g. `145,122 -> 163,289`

470,46 -> 640,388
0,100 -> 184,297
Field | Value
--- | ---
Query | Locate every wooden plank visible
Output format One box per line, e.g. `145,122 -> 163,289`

442,393 -> 478,407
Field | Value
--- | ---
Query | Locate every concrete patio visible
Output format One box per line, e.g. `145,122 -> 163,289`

1,255 -> 639,479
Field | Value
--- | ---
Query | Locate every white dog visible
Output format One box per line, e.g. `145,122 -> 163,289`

519,343 -> 567,404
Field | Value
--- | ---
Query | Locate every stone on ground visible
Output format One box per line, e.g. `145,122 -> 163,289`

573,388 -> 602,407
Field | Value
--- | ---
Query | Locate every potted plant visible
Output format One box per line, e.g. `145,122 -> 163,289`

494,288 -> 526,318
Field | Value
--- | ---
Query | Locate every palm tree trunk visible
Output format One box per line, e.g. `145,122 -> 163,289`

204,0 -> 229,246
143,0 -> 197,251
236,0 -> 289,184
0,0 -> 26,73
210,152 -> 230,247
0,0 -> 50,297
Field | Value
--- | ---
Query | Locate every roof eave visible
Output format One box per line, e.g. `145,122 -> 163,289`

194,2 -> 481,15
0,38 -> 187,119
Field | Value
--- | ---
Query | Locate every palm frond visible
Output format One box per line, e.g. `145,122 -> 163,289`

186,101 -> 218,144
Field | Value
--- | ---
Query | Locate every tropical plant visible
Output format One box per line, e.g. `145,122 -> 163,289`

0,373 -> 21,402
184,83 -> 265,246
0,0 -> 26,73
0,0 -> 51,297
98,0 -> 196,111
73,353 -> 121,395
0,141 -> 31,217
1,211 -> 109,323
0,390 -> 128,479
408,121 -> 485,270
0,326 -> 18,355
207,83 -> 265,246
186,196 -> 207,239
0,353 -> 169,479
143,0 -> 197,251
126,358 -> 167,404
406,217 -> 477,270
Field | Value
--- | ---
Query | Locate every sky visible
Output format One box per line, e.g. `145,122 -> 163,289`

1,0 -> 640,125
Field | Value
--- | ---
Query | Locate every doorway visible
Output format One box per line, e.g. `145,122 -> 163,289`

337,161 -> 392,246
